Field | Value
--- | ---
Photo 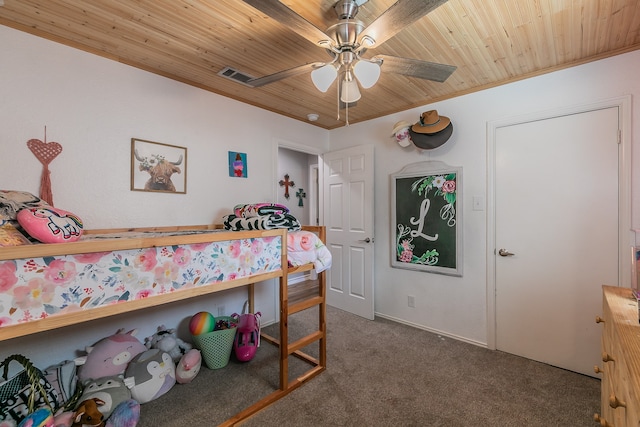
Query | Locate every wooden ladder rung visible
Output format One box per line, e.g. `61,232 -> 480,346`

291,350 -> 319,366
260,332 -> 279,346
288,330 -> 324,354
259,332 -> 321,365
289,296 -> 324,314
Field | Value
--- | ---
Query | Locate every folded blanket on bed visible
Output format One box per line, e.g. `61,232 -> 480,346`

223,213 -> 301,231
287,230 -> 332,273
233,203 -> 289,218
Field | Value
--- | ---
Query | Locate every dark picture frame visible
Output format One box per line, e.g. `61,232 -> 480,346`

131,138 -> 187,194
390,161 -> 462,276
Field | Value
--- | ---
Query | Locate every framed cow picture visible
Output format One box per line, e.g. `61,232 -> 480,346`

131,138 -> 187,194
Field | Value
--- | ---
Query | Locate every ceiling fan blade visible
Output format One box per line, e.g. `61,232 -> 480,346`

359,0 -> 448,47
246,62 -> 325,87
375,54 -> 456,82
243,0 -> 333,48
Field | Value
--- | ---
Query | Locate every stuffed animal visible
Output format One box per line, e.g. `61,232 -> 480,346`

76,329 -> 146,382
71,398 -> 106,427
144,325 -> 192,363
175,349 -> 202,384
53,411 -> 75,427
77,376 -> 131,419
18,408 -> 54,427
124,349 -> 175,404
104,400 -> 140,427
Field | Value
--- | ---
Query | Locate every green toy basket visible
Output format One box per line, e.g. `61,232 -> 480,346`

192,316 -> 237,369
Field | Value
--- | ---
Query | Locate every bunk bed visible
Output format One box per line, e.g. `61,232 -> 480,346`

0,224 -> 328,426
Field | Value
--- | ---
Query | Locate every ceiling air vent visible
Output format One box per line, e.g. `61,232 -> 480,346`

218,67 -> 257,87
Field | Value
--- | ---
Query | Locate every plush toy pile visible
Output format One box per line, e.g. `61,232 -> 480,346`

36,325 -> 203,427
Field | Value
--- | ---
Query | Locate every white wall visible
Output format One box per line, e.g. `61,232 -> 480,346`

328,50 -> 640,346
0,25 -> 329,367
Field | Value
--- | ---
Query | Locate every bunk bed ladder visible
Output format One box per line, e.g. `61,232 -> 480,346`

221,226 -> 327,426
262,225 -> 327,388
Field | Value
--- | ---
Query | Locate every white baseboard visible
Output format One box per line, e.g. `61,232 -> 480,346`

374,312 -> 488,348
262,310 -> 488,349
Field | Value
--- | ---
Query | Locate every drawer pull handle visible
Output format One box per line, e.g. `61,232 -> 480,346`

608,394 -> 626,409
593,413 -> 613,426
602,352 -> 615,363
595,316 -> 605,323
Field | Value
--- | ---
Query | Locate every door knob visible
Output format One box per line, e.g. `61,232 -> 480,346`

359,237 -> 373,243
498,249 -> 515,257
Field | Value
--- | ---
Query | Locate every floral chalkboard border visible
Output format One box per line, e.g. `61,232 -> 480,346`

390,161 -> 463,276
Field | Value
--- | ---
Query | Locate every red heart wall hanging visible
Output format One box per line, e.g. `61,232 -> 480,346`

26,127 -> 63,206
27,138 -> 62,165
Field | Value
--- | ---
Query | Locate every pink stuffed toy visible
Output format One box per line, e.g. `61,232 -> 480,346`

17,207 -> 83,243
53,411 -> 75,427
176,349 -> 202,384
75,329 -> 146,382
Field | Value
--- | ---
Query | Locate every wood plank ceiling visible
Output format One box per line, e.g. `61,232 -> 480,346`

1,0 -> 639,129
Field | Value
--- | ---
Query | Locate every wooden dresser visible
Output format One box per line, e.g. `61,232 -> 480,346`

595,286 -> 640,426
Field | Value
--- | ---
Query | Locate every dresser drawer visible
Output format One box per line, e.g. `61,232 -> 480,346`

600,286 -> 640,427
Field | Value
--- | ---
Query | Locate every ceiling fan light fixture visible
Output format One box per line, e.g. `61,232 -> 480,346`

340,73 -> 361,103
353,60 -> 381,89
311,64 -> 338,92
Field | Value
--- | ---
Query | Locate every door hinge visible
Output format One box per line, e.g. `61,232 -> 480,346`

618,129 -> 622,145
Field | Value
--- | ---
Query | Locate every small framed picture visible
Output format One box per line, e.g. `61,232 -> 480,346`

131,138 -> 187,194
229,151 -> 247,178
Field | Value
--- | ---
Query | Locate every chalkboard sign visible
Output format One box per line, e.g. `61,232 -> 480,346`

390,161 -> 462,276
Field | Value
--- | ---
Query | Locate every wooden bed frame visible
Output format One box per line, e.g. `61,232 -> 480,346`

0,224 -> 327,426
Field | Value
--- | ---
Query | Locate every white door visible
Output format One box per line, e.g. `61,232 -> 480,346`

322,144 -> 375,320
493,106 -> 620,377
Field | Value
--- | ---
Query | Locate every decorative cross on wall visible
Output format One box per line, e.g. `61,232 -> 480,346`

279,174 -> 295,199
296,188 -> 306,207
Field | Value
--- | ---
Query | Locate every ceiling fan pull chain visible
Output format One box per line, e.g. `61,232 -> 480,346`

336,82 -> 341,121
346,98 -> 350,125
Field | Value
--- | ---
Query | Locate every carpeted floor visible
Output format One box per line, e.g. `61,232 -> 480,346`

139,305 -> 600,426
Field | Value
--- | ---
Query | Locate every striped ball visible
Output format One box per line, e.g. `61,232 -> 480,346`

189,311 -> 215,335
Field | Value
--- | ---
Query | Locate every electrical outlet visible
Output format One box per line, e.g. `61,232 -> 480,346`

408,295 -> 415,308
473,196 -> 484,211
217,305 -> 225,316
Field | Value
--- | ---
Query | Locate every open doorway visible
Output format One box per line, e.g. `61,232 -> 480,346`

276,147 -> 316,224
273,140 -> 322,288
274,140 -> 321,227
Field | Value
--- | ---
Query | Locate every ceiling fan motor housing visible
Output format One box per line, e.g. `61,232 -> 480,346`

326,21 -> 364,50
333,0 -> 360,20
327,0 -> 367,52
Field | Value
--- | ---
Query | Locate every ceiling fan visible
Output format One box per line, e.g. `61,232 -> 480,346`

236,0 -> 457,104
